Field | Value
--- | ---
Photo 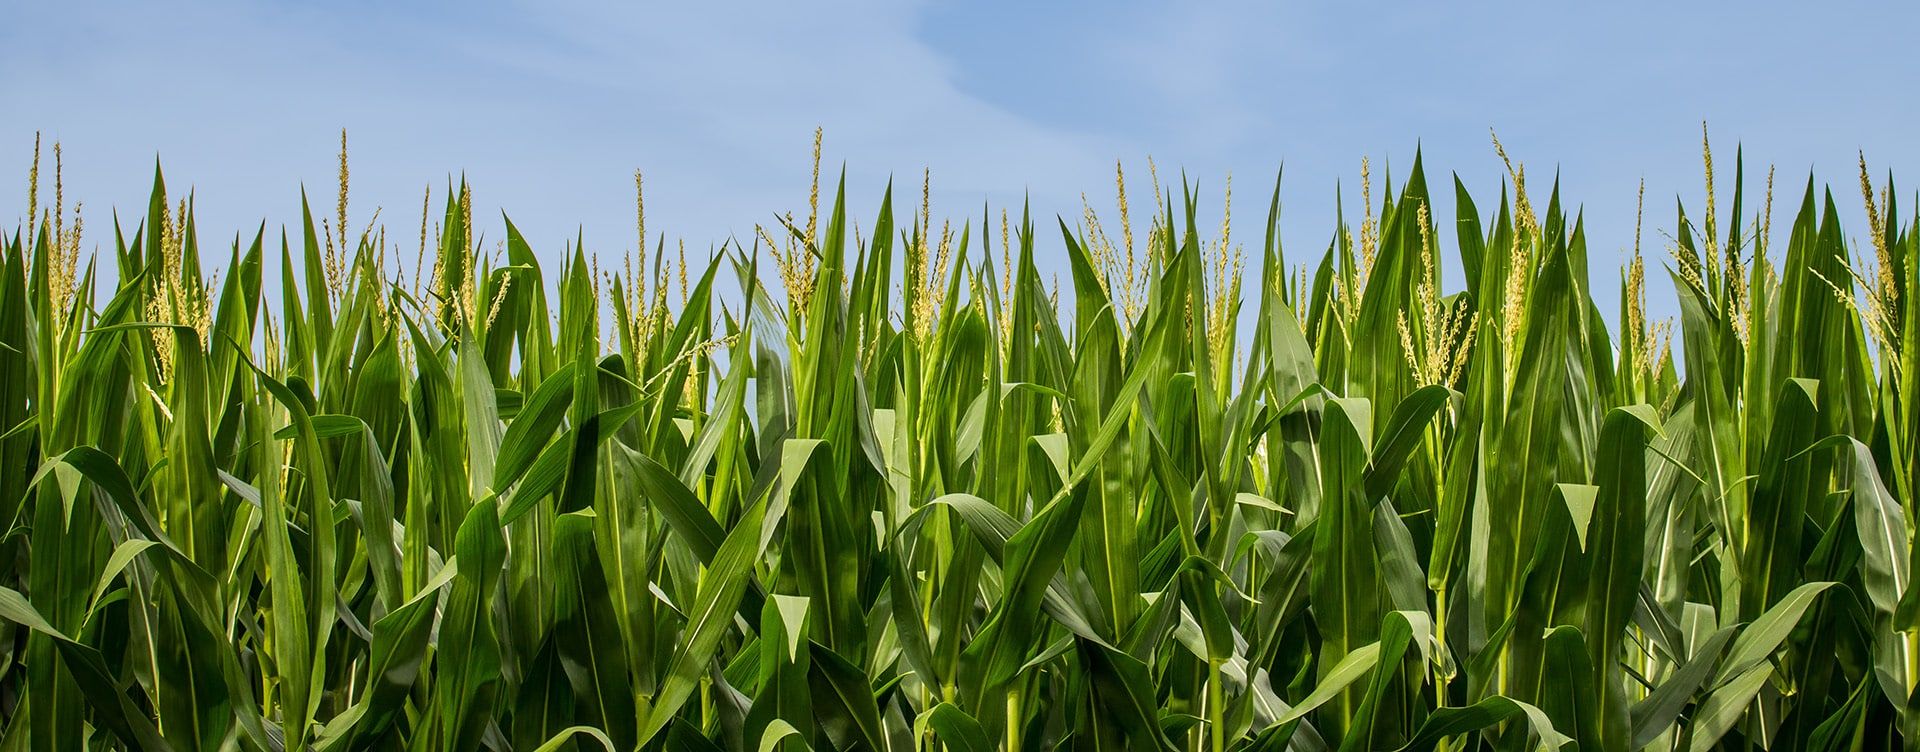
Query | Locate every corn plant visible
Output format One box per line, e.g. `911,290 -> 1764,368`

0,129 -> 1915,751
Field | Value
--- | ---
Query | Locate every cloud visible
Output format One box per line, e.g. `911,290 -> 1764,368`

2,0 -> 1136,278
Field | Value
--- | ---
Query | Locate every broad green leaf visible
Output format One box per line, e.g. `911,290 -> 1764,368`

1717,581 -> 1836,687
1740,378 -> 1822,621
1275,642 -> 1382,726
640,495 -> 767,744
1392,695 -> 1572,751
1629,626 -> 1736,750
926,703 -> 992,752
531,726 -> 618,752
0,587 -> 172,751
1310,396 -> 1378,734
1686,663 -> 1773,752
1586,407 -> 1654,751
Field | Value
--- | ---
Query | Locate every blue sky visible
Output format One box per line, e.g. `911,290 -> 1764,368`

3,0 -> 1915,324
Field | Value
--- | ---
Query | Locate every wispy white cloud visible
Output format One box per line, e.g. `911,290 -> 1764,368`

3,0 -> 1136,268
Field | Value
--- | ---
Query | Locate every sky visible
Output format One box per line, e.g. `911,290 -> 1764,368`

3,0 -> 1916,329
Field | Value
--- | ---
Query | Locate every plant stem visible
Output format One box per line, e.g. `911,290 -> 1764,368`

1907,629 -> 1919,700
1435,588 -> 1452,752
1006,684 -> 1023,752
1209,658 -> 1226,752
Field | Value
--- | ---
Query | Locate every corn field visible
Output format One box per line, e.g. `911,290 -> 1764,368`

0,131 -> 1916,752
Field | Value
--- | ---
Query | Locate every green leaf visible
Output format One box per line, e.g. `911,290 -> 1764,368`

1363,384 -> 1452,501
1850,439 -> 1907,618
531,726 -> 618,752
1740,378 -> 1823,621
1275,642 -> 1382,726
1717,581 -> 1836,687
806,642 -> 887,752
1537,627 -> 1601,752
1393,695 -> 1572,751
1309,396 -> 1379,735
926,703 -> 993,752
754,720 -> 812,752
640,494 -> 767,744
1686,663 -> 1773,752
326,560 -> 457,751
85,539 -> 156,618
494,360 -> 576,493
1629,626 -> 1736,750
0,587 -> 172,751
433,497 -> 508,750
1586,407 -> 1654,750
553,510 -> 638,749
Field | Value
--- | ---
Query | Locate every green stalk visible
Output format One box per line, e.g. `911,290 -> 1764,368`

700,677 -> 711,733
1434,588 -> 1451,752
1208,658 -> 1226,752
1907,630 -> 1918,700
1007,684 -> 1022,752
921,679 -> 935,752
1433,588 -> 1448,700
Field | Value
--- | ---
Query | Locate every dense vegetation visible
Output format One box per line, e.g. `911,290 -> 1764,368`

0,130 -> 1915,751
